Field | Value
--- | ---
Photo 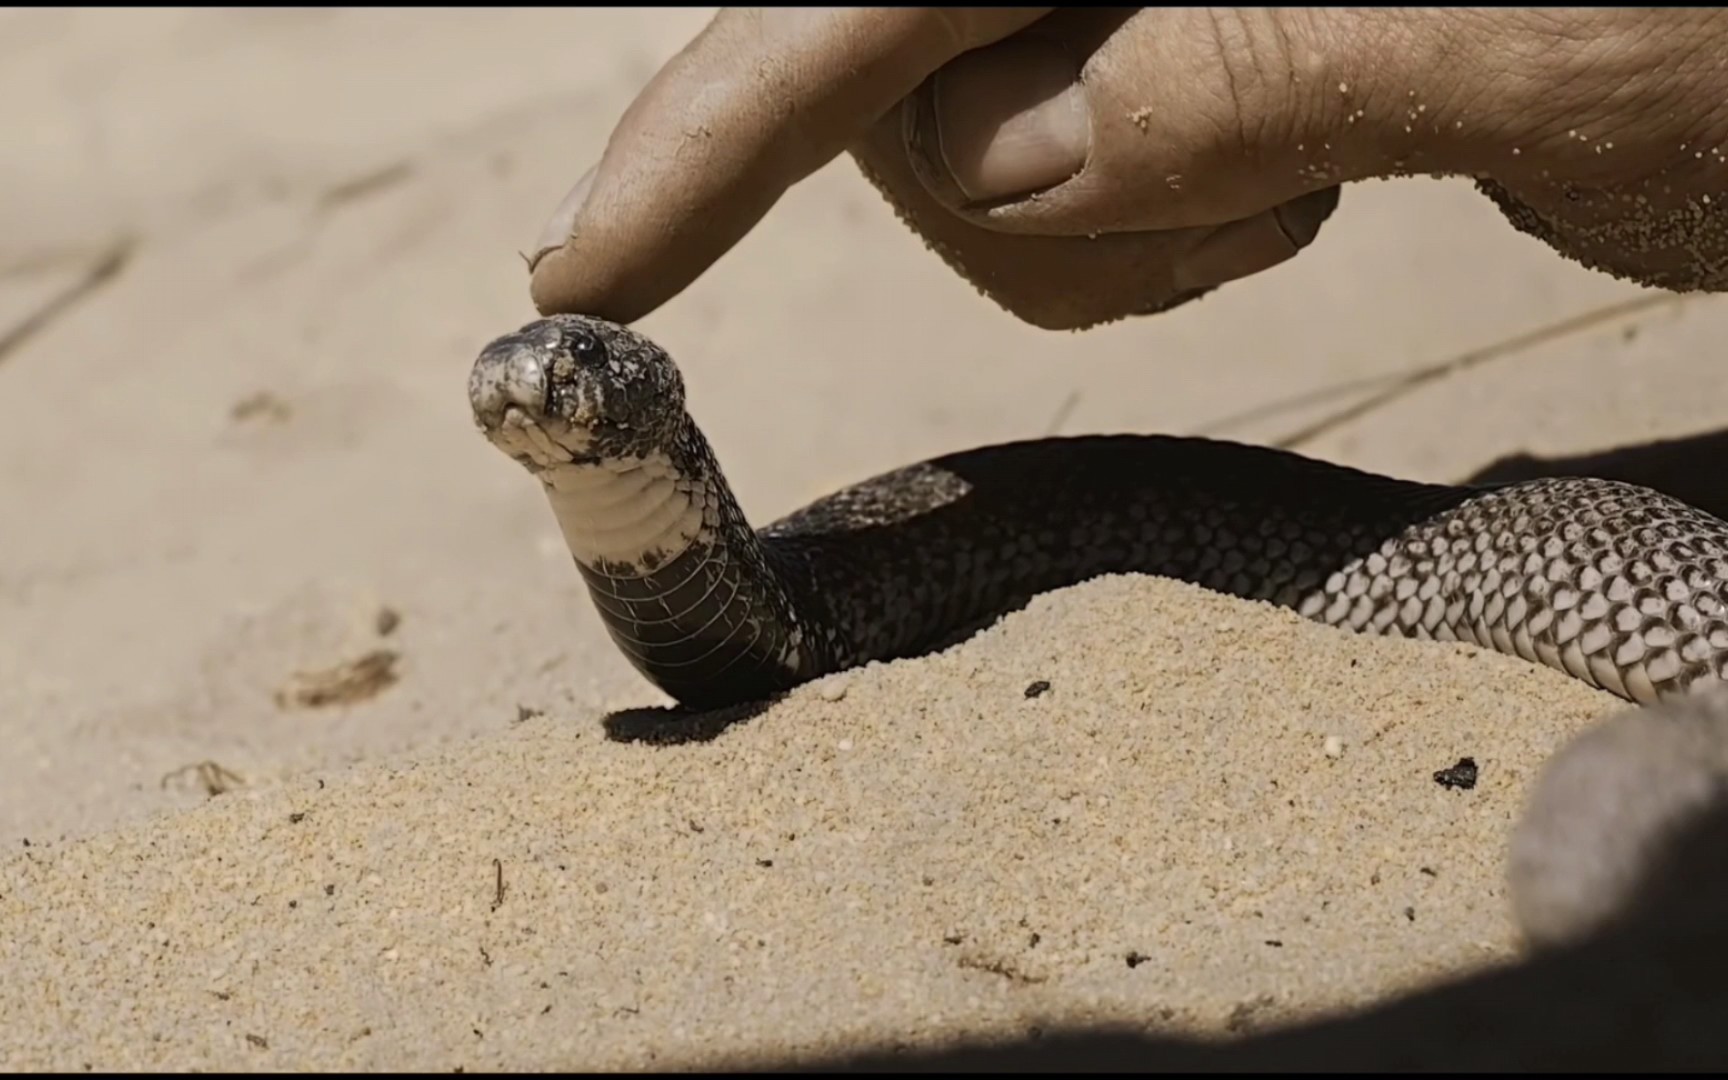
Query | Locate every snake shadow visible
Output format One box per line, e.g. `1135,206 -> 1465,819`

600,610 -> 1026,745
601,592 -> 1047,746
603,697 -> 780,745
1466,425 -> 1728,517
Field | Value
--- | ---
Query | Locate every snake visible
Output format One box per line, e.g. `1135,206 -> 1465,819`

468,313 -> 1728,712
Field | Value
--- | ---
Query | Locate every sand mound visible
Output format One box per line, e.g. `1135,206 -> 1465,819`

0,575 -> 1614,1071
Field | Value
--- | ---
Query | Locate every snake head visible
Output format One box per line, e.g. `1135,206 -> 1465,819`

468,314 -> 687,471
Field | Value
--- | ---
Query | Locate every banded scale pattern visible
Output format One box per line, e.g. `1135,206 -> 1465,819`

471,314 -> 1728,710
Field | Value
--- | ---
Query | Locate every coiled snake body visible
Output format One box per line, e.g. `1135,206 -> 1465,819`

469,314 -> 1728,711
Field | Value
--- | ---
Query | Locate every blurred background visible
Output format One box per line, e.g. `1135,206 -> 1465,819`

4,8 -> 1723,842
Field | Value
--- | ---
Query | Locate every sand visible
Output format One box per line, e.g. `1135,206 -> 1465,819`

0,577 -> 1617,1071
7,8 -> 1728,1072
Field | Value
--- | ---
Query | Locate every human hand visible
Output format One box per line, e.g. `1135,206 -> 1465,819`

528,8 -> 1728,331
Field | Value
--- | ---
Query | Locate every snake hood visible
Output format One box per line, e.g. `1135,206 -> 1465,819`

471,315 -> 815,707
469,314 -> 688,470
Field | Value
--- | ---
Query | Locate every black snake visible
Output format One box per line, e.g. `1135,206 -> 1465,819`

468,314 -> 1728,711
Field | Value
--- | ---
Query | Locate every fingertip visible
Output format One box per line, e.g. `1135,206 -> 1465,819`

522,8 -> 1058,323
526,245 -> 578,317
528,166 -> 596,276
527,241 -> 665,324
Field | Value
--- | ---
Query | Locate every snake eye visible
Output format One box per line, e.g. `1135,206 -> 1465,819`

567,328 -> 606,366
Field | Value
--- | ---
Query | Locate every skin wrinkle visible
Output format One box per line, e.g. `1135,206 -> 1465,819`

1528,52 -> 1652,171
1463,13 -> 1728,292
1464,11 -> 1713,183
1254,12 -> 1321,168
1322,10 -> 1465,177
1230,13 -> 1302,172
1277,18 -> 1348,180
1203,8 -> 1258,168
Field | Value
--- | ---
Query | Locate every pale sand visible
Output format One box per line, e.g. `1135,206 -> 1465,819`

1,576 -> 1618,1071
8,8 -> 1728,1071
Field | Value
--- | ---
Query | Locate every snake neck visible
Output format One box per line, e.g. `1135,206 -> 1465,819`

536,420 -> 814,708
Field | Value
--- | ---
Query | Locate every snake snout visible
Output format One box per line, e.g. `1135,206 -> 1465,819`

469,333 -> 551,432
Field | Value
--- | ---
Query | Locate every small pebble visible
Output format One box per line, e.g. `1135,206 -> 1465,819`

1323,735 -> 1345,759
1433,757 -> 1480,791
817,677 -> 849,703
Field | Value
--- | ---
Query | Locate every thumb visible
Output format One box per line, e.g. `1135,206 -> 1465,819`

899,8 -> 1360,238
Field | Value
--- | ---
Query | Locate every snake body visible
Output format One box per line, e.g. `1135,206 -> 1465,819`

469,314 -> 1728,711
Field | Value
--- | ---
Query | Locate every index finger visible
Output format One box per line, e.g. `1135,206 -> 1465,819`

528,7 -> 1052,323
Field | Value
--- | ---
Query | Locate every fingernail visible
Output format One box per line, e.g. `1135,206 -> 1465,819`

1272,186 -> 1341,248
927,40 -> 1088,204
1175,190 -> 1341,292
529,165 -> 595,272
1176,212 -> 1307,293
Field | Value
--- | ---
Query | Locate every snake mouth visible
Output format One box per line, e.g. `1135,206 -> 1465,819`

487,404 -> 599,472
471,341 -> 600,472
